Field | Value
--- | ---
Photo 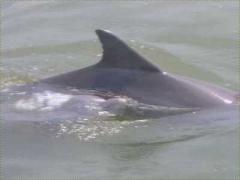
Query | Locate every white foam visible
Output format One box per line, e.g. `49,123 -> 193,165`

15,91 -> 73,111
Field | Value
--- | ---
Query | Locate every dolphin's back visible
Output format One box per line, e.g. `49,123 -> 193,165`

41,29 -> 236,108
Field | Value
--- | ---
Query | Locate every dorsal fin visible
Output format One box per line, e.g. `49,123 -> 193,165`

95,29 -> 161,73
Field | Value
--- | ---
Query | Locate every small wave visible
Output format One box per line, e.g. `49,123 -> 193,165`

0,71 -> 35,90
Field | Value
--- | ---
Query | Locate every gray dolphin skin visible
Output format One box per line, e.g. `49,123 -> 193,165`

41,29 -> 236,108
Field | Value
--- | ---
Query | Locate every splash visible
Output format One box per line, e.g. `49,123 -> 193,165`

54,118 -> 149,142
15,91 -> 73,111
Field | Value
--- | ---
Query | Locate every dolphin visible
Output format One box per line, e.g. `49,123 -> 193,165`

38,29 -> 236,109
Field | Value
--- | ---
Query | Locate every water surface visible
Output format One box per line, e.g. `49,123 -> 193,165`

1,1 -> 239,179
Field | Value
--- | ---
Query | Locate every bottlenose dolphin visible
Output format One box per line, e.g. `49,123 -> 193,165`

39,29 -> 236,109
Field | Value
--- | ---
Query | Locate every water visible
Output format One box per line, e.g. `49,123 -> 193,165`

1,1 -> 239,179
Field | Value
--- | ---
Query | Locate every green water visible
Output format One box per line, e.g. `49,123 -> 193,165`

1,1 -> 239,179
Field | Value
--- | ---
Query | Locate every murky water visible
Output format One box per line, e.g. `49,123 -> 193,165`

1,1 -> 239,179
